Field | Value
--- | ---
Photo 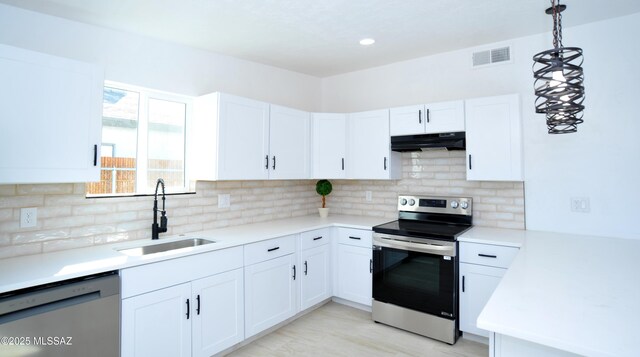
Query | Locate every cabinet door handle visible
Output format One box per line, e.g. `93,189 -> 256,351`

313,236 -> 323,241
304,261 -> 308,276
462,275 -> 465,292
478,254 -> 497,258
341,158 -> 345,170
196,294 -> 201,315
384,157 -> 387,170
348,236 -> 361,240
93,145 -> 98,166
369,259 -> 373,273
272,156 -> 276,170
468,154 -> 472,170
186,298 -> 190,320
265,155 -> 269,169
426,109 -> 430,123
267,247 -> 280,252
418,109 -> 422,124
293,265 -> 296,280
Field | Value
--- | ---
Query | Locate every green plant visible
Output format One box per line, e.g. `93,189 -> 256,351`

315,180 -> 333,208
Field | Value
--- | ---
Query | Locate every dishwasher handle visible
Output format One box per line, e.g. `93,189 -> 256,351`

0,271 -> 119,320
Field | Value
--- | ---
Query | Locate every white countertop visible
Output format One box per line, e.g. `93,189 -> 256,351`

458,226 -> 526,247
477,230 -> 640,357
0,214 -> 389,294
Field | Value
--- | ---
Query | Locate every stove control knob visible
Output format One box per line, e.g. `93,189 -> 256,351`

400,198 -> 408,205
460,201 -> 469,209
450,201 -> 459,209
409,199 -> 416,206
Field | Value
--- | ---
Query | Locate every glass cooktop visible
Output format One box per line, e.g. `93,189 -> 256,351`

373,219 -> 471,241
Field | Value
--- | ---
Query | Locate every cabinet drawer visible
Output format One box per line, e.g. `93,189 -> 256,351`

121,246 -> 243,298
244,234 -> 296,266
337,228 -> 372,248
460,242 -> 519,269
300,228 -> 331,250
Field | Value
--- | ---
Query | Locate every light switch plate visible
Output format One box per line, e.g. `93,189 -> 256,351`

570,197 -> 590,213
218,194 -> 231,208
365,191 -> 372,202
20,207 -> 37,228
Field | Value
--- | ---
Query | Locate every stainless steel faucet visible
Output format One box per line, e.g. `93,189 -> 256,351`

152,178 -> 168,240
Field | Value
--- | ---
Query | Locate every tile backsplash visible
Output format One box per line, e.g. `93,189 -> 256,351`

328,151 -> 525,229
0,151 -> 524,259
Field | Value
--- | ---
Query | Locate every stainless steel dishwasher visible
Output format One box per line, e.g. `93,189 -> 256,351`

0,271 -> 120,357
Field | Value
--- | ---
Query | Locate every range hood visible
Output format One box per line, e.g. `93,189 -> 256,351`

391,132 -> 465,152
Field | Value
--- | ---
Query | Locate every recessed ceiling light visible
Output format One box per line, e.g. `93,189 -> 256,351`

359,38 -> 375,46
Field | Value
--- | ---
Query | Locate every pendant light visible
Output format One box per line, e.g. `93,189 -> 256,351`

533,0 -> 585,134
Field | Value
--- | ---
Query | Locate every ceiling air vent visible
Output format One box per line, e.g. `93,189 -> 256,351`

472,46 -> 511,67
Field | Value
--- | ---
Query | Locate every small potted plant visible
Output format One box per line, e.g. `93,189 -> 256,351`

316,179 -> 332,218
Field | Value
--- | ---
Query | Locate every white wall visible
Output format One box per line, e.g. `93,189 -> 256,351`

321,14 -> 640,240
0,3 -> 321,111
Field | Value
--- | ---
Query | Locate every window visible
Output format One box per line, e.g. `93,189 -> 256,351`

86,83 -> 191,196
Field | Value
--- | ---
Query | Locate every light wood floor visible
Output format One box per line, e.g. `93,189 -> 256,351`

226,302 -> 488,357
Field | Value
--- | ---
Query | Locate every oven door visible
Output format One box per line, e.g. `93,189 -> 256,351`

372,233 -> 457,319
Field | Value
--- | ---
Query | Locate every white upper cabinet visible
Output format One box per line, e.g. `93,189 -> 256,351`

311,113 -> 347,179
347,109 -> 401,179
389,105 -> 424,136
269,105 -> 310,179
0,44 -> 103,184
192,93 -> 310,180
389,100 -> 464,136
192,93 -> 270,180
465,94 -> 523,181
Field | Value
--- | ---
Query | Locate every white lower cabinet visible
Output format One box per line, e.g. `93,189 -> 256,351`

121,268 -> 244,357
299,229 -> 332,310
192,269 -> 244,357
335,228 -> 373,306
459,242 -> 519,338
459,263 -> 505,337
122,283 -> 192,357
121,247 -> 244,357
244,251 -> 298,338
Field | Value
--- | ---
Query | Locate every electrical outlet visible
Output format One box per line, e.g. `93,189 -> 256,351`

20,207 -> 37,228
218,194 -> 231,208
365,191 -> 372,202
570,197 -> 590,213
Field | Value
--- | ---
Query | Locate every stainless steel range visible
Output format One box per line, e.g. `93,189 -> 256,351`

371,195 -> 472,345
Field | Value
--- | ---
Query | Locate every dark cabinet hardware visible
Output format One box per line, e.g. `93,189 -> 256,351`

468,154 -> 472,170
369,259 -> 373,273
348,236 -> 361,240
196,295 -> 201,315
267,247 -> 280,252
265,155 -> 269,169
272,156 -> 276,170
462,276 -> 465,292
341,158 -> 345,170
384,157 -> 387,170
478,254 -> 497,258
293,265 -> 296,280
427,109 -> 430,123
304,261 -> 308,275
313,236 -> 323,241
418,109 -> 422,124
186,299 -> 190,320
93,145 -> 97,166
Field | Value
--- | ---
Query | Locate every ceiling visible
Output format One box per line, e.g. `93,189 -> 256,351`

2,0 -> 639,77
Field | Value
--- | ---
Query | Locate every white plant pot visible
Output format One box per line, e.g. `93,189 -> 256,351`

318,208 -> 329,218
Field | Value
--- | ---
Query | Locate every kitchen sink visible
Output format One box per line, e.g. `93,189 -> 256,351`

117,238 -> 215,256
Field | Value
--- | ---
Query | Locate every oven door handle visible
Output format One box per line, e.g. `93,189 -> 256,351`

373,235 -> 455,257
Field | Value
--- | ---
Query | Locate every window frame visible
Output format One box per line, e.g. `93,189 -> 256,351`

86,81 -> 194,198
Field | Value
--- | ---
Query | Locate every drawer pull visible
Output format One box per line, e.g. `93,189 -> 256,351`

478,253 -> 497,258
186,299 -> 190,320
349,236 -> 361,240
462,275 -> 465,292
313,236 -> 323,241
293,265 -> 296,280
267,247 -> 280,252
